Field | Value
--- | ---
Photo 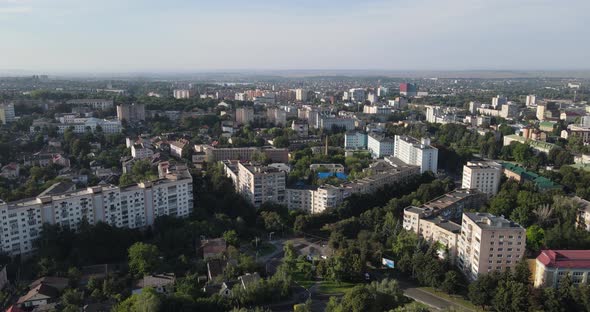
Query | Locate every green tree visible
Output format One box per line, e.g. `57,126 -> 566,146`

441,271 -> 461,294
492,280 -> 529,312
223,230 -> 239,247
128,242 -> 161,277
526,225 -> 545,252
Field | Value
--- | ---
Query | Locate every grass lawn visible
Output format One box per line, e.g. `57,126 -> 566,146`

292,272 -> 315,289
317,281 -> 357,294
419,287 -> 484,312
244,241 -> 277,257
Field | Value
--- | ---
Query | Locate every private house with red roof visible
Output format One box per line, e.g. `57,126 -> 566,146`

533,250 -> 590,288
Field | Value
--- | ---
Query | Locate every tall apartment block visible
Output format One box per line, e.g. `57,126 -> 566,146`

117,103 -> 146,122
235,107 -> 254,125
0,169 -> 193,256
394,135 -> 438,173
0,103 -> 15,125
458,212 -> 526,280
222,161 -> 287,207
461,161 -> 502,197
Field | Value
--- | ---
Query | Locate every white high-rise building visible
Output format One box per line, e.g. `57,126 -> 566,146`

0,170 -> 193,256
367,133 -> 394,158
394,135 -> 438,173
526,95 -> 537,107
173,89 -> 191,99
0,103 -> 15,125
377,86 -> 388,97
345,131 -> 368,150
349,88 -> 366,103
295,89 -> 308,102
461,161 -> 502,197
491,95 -> 507,109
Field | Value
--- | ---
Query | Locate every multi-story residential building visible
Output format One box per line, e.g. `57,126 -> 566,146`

367,92 -> 378,104
295,89 -> 307,102
468,101 -> 482,114
377,86 -> 388,97
222,161 -> 287,207
363,105 -> 392,115
345,131 -> 368,150
291,120 -> 309,137
66,99 -> 114,110
461,161 -> 502,197
173,89 -> 191,99
235,107 -> 254,125
195,145 -> 289,163
457,213 -> 526,280
348,88 -> 366,102
575,196 -> 590,231
170,139 -> 189,159
425,105 -> 462,124
394,135 -> 438,173
117,103 -> 146,122
526,95 -> 537,107
0,103 -> 15,125
131,143 -> 154,160
566,124 -> 590,144
318,116 -> 355,131
491,95 -> 508,109
388,97 -> 408,110
368,133 -> 394,158
500,103 -> 519,119
399,83 -> 417,97
0,169 -> 193,256
30,118 -> 122,134
287,159 -> 419,214
533,250 -> 590,288
266,108 -> 287,126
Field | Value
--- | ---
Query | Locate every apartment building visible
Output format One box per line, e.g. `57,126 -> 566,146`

287,159 -> 419,214
295,89 -> 307,102
0,103 -> 15,125
266,108 -> 287,126
116,103 -> 146,122
461,161 -> 502,197
30,118 -> 122,134
222,161 -> 287,207
173,89 -> 191,99
170,139 -> 189,159
367,133 -> 394,158
533,250 -> 590,288
345,131 -> 367,150
66,99 -> 114,110
0,170 -> 193,256
318,116 -> 355,131
394,135 -> 438,173
457,213 -> 526,280
291,120 -> 309,137
131,143 -> 154,159
196,145 -> 289,163
235,107 -> 254,125
403,189 -> 487,261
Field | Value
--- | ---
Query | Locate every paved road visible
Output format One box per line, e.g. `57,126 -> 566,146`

398,280 -> 474,311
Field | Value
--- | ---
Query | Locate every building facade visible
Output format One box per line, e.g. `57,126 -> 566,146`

533,250 -> 590,288
235,107 -> 254,125
368,133 -> 394,158
345,131 -> 368,150
461,161 -> 502,197
394,135 -> 438,173
457,213 -> 526,280
222,161 -> 287,207
0,170 -> 193,256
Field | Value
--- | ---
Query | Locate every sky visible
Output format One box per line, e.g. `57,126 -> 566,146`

0,0 -> 589,73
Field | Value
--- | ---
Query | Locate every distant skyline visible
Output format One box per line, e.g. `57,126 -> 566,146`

1,0 -> 589,73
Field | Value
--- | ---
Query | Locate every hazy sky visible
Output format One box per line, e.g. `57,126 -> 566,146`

0,0 -> 589,73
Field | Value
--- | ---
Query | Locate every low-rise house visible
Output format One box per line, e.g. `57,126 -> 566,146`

29,276 -> 69,291
0,163 -> 19,179
533,250 -> 590,288
201,238 -> 227,260
238,272 -> 260,290
133,273 -> 176,295
16,283 -> 59,308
